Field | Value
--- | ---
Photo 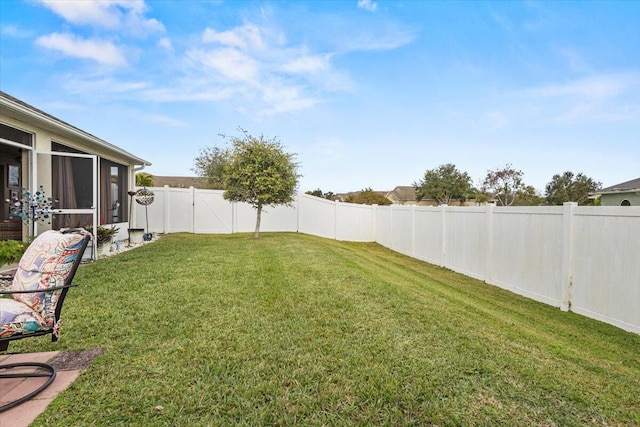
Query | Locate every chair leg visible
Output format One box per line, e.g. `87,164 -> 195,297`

0,362 -> 57,412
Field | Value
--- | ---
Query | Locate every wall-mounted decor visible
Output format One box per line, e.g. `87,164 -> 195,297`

8,165 -> 19,187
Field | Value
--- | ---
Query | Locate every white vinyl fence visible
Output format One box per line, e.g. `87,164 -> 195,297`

133,187 -> 640,334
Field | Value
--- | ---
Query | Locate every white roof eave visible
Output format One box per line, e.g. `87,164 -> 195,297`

1,95 -> 151,167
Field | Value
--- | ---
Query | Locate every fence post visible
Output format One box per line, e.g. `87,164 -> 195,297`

163,185 -> 170,234
440,204 -> 447,267
485,204 -> 494,285
334,200 -> 339,240
390,204 -> 395,251
372,204 -> 377,243
411,205 -> 416,258
296,193 -> 300,233
560,202 -> 577,311
231,202 -> 237,234
190,187 -> 195,234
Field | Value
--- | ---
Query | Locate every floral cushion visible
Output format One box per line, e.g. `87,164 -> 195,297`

10,230 -> 88,327
0,298 -> 46,339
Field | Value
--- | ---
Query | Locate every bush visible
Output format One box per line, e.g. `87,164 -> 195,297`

85,225 -> 119,246
0,239 -> 28,266
345,188 -> 392,205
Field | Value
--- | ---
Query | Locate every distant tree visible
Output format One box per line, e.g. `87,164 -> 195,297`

135,172 -> 154,187
345,188 -> 392,205
514,185 -> 545,206
414,163 -> 472,205
467,187 -> 491,204
305,189 -> 336,200
193,146 -> 231,189
545,171 -> 602,205
481,164 -> 526,206
222,129 -> 300,238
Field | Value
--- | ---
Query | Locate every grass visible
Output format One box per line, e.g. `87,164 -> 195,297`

8,233 -> 640,426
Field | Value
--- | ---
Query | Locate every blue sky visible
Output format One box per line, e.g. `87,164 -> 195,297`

1,0 -> 638,194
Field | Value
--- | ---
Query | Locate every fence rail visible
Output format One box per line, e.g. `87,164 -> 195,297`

133,186 -> 640,334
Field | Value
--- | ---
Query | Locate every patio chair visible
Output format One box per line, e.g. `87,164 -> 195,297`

0,229 -> 90,412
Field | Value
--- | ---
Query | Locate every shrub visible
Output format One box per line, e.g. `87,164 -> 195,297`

0,239 -> 29,266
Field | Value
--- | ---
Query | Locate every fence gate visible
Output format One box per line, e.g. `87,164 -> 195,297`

193,189 -> 233,234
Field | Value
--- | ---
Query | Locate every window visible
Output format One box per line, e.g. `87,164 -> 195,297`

0,123 -> 33,148
100,159 -> 128,224
621,200 -> 631,206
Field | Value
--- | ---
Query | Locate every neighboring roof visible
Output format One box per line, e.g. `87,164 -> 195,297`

152,176 -> 212,189
598,177 -> 640,194
0,91 -> 151,166
386,186 -> 417,203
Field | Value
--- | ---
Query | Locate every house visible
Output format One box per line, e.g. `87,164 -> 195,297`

0,91 -> 151,241
595,178 -> 640,206
384,186 -> 484,206
385,186 -> 438,206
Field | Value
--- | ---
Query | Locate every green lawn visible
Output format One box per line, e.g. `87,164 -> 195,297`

10,233 -> 640,426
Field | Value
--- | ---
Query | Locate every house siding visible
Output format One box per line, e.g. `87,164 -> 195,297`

1,92 -> 150,241
601,192 -> 640,206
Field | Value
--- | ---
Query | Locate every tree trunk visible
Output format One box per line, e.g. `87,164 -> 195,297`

254,204 -> 262,238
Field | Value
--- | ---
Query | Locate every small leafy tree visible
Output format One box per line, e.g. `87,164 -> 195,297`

135,172 -> 154,187
344,188 -> 392,205
481,164 -> 526,206
545,171 -> 602,205
305,189 -> 336,200
222,130 -> 300,238
414,163 -> 472,205
193,146 -> 231,190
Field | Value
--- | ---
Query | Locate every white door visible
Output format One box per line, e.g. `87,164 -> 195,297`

36,151 -> 98,254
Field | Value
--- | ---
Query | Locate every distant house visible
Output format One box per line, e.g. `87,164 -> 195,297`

151,175 -> 213,189
385,186 -> 437,206
0,91 -> 151,240
332,186 -> 484,206
385,186 -> 485,206
595,178 -> 640,206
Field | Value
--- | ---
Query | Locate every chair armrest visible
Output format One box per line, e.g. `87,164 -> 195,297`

0,282 -> 79,295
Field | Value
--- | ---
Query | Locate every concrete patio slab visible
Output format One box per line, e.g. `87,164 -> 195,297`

0,350 -> 102,427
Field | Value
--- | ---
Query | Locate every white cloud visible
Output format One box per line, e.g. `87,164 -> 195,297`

202,24 -> 266,51
342,26 -> 416,52
187,47 -> 259,83
259,83 -> 319,116
144,114 -> 187,127
518,72 -> 640,123
137,85 -> 236,103
36,33 -> 127,66
1,24 -> 33,38
523,73 -> 637,100
31,8 -> 410,118
158,37 -> 173,52
184,22 -> 345,116
281,54 -> 331,74
36,0 -> 164,36
357,0 -> 378,12
62,76 -> 150,96
180,13 -> 416,116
